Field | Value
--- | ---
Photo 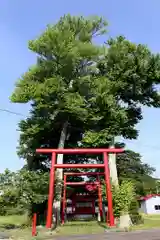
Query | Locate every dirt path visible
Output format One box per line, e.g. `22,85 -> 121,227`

55,229 -> 160,240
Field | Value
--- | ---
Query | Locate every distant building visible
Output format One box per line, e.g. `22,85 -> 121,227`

139,194 -> 160,214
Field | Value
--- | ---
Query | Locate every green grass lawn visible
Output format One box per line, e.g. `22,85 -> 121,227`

0,216 -> 106,239
0,214 -> 28,228
55,221 -> 106,235
131,214 -> 160,230
0,214 -> 160,239
0,215 -> 31,240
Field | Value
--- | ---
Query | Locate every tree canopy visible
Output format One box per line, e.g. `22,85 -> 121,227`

9,14 -> 160,208
11,15 -> 160,157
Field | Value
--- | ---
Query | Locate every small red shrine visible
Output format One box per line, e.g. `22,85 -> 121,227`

62,172 -> 104,222
68,193 -> 97,218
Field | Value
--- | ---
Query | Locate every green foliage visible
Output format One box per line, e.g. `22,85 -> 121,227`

18,170 -> 50,206
0,169 -> 21,215
129,198 -> 143,225
11,14 -> 160,170
10,15 -> 109,170
116,149 -> 156,196
111,181 -> 135,216
83,36 -> 160,146
0,169 -> 61,216
90,147 -> 156,196
111,180 -> 143,225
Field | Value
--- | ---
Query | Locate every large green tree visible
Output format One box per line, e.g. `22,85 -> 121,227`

11,15 -> 109,224
10,14 -> 160,226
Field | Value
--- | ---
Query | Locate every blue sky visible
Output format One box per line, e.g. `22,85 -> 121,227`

0,0 -> 160,176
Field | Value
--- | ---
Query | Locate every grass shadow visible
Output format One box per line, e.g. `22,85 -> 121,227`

98,221 -> 108,229
0,224 -> 18,230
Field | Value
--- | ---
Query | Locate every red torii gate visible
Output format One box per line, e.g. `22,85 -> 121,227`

36,148 -> 123,228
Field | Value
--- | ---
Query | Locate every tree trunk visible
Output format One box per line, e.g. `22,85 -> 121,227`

108,143 -> 132,228
53,121 -> 68,226
108,145 -> 119,186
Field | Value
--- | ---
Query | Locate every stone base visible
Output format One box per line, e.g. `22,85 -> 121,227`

119,214 -> 132,229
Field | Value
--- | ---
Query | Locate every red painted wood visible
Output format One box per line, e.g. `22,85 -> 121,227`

36,148 -> 123,154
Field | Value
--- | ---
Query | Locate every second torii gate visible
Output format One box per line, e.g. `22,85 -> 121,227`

62,172 -> 104,224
